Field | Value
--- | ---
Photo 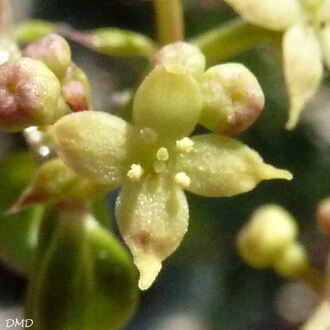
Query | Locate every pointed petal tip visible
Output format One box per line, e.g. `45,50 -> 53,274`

135,255 -> 162,291
286,104 -> 301,130
7,189 -> 39,214
263,165 -> 293,181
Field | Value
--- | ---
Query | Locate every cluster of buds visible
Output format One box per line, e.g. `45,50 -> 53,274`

0,33 -> 91,132
238,205 -> 309,278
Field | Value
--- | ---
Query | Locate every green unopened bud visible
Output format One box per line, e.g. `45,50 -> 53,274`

12,20 -> 55,45
155,42 -> 206,79
0,57 -> 65,131
316,198 -> 330,237
200,63 -> 264,135
22,34 -> 71,80
12,158 -> 109,211
0,35 -> 19,65
71,28 -> 155,57
237,205 -> 297,268
273,242 -> 309,278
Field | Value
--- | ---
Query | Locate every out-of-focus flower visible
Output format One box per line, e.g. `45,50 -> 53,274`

224,0 -> 330,129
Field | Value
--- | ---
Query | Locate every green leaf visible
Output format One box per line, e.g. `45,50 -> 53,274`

0,207 -> 43,274
13,158 -> 109,211
133,65 -> 202,141
0,152 -> 43,275
26,209 -> 138,330
174,134 -> 292,197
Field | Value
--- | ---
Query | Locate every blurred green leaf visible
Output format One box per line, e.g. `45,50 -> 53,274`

12,20 -> 56,45
26,208 -> 138,330
0,152 -> 44,275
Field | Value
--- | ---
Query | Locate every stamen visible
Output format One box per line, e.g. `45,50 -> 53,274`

156,147 -> 169,161
174,172 -> 191,188
176,137 -> 194,153
127,164 -> 144,182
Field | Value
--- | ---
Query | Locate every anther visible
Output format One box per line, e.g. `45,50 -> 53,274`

127,164 -> 144,182
176,137 -> 194,153
174,172 -> 191,188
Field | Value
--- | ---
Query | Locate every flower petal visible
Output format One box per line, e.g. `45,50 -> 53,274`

115,175 -> 188,290
284,25 -> 323,129
133,65 -> 202,141
174,134 -> 292,197
51,111 -> 137,186
224,0 -> 302,31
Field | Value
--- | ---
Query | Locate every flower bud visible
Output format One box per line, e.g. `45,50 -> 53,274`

0,57 -> 65,131
12,158 -> 109,211
273,242 -> 309,278
12,20 -> 55,45
61,81 -> 88,111
155,42 -> 206,79
199,63 -> 264,135
316,198 -> 330,237
22,34 -> 71,80
62,63 -> 93,110
237,205 -> 297,268
0,35 -> 19,65
70,28 -> 155,57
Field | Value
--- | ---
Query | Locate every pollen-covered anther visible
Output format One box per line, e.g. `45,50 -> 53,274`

174,172 -> 191,188
127,164 -> 144,182
176,137 -> 194,153
156,147 -> 169,161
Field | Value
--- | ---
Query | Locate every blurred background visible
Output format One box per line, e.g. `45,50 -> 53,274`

1,0 -> 330,329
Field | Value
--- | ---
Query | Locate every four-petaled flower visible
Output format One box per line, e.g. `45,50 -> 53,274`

51,62 -> 291,290
225,0 -> 330,129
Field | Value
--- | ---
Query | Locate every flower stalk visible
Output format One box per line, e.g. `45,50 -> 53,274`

154,0 -> 184,45
193,19 -> 280,63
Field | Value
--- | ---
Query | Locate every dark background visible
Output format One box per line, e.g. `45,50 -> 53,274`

1,1 -> 330,329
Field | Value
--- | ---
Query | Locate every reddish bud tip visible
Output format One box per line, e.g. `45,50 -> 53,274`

316,198 -> 330,237
61,81 -> 88,111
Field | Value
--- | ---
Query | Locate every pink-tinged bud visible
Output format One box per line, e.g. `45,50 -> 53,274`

316,198 -> 330,237
62,63 -> 93,110
200,64 -> 265,135
61,81 -> 88,112
22,34 -> 71,80
0,57 -> 64,132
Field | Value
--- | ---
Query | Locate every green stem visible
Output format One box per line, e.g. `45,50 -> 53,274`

154,0 -> 184,45
192,19 -> 281,63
